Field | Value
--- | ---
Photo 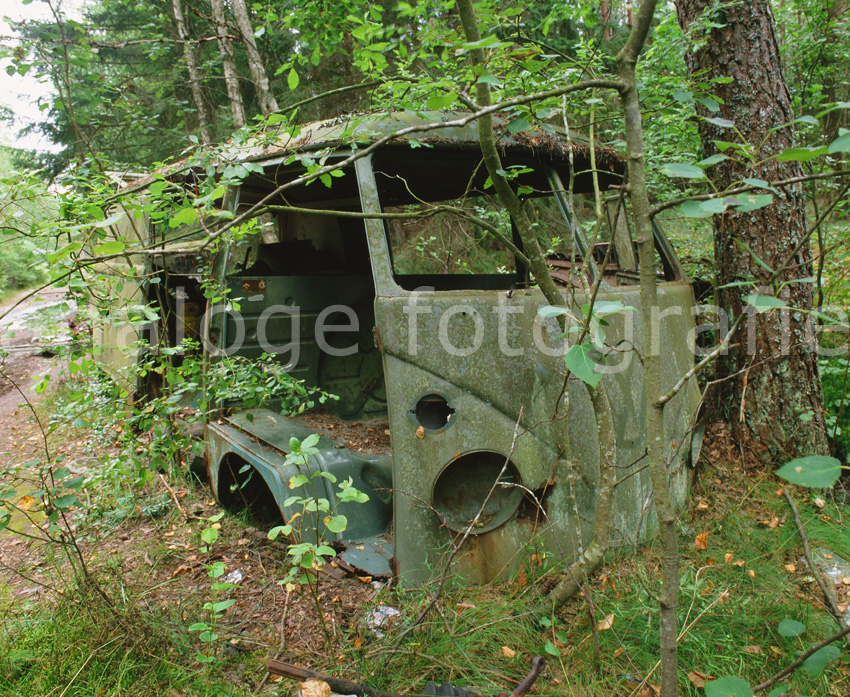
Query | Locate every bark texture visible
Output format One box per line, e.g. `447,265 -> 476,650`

171,0 -> 212,143
676,0 -> 828,463
230,0 -> 279,115
210,0 -> 246,128
618,4 -> 680,694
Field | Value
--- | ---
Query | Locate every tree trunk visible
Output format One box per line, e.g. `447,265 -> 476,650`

171,0 -> 212,143
210,0 -> 246,128
676,0 -> 829,463
230,0 -> 280,115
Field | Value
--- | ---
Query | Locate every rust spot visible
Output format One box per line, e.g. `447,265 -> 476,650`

242,279 -> 266,292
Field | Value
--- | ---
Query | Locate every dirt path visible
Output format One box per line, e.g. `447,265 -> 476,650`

0,287 -> 73,600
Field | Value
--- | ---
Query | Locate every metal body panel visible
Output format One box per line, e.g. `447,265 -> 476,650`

205,408 -> 392,542
374,282 -> 699,584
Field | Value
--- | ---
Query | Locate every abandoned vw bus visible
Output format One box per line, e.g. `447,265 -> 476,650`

104,112 -> 701,584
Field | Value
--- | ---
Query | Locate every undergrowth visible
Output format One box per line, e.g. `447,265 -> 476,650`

2,378 -> 850,696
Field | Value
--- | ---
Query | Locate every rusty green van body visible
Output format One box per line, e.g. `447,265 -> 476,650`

114,112 -> 701,584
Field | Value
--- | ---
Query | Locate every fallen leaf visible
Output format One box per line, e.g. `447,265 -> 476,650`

597,613 -> 615,631
747,569 -> 756,578
814,497 -> 826,509
775,487 -> 784,496
768,514 -> 780,528
742,645 -> 761,654
785,563 -> 796,573
415,426 -> 425,438
357,575 -> 372,583
695,531 -> 709,550
697,500 -> 709,510
613,648 -> 624,658
354,637 -> 362,649
17,495 -> 35,511
770,646 -> 782,656
724,552 -> 734,564
734,559 -> 746,567
501,646 -> 516,658
687,670 -> 713,688
516,568 -> 528,588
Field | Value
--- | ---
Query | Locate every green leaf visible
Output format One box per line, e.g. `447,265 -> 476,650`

777,619 -> 806,637
776,455 -> 842,488
92,212 -> 125,229
543,640 -> 560,656
54,494 -> 80,510
188,622 -> 209,632
679,197 -> 734,218
705,677 -> 753,697
583,300 -> 634,318
302,433 -> 320,449
288,68 -> 299,91
564,343 -> 604,389
288,474 -> 308,489
697,97 -> 721,113
462,35 -> 499,50
732,193 -> 773,212
661,163 -> 706,179
828,132 -> 850,154
776,146 -> 828,162
766,687 -> 790,697
315,545 -> 337,557
741,177 -> 778,193
425,92 -> 456,111
325,515 -> 348,533
93,240 -> 125,256
168,207 -> 199,228
697,154 -> 729,167
538,305 -> 570,318
508,118 -> 530,134
703,117 -> 735,128
210,599 -> 235,613
48,242 -> 83,264
801,645 -> 840,676
200,527 -> 219,545
678,200 -> 718,218
477,75 -> 501,86
63,476 -> 86,489
742,294 -> 787,313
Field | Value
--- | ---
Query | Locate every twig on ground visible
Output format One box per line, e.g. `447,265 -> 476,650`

753,624 -> 850,693
157,473 -> 196,521
783,489 -> 850,646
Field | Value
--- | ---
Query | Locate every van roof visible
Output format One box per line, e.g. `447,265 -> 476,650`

237,110 -> 624,174
126,110 -> 625,192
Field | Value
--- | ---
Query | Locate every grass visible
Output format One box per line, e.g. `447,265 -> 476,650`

2,465 -> 849,697
3,378 -> 850,696
0,586 -> 260,697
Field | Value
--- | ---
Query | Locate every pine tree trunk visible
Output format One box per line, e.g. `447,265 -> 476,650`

675,0 -> 829,462
171,0 -> 212,143
230,0 -> 279,115
210,0 -> 246,128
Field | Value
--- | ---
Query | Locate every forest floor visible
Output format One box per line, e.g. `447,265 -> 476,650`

1,290 -> 850,697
